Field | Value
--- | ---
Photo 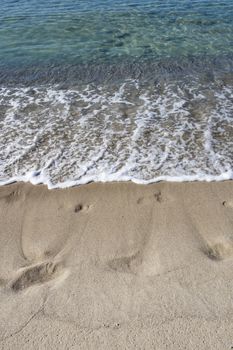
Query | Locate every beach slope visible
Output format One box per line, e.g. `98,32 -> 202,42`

0,181 -> 233,349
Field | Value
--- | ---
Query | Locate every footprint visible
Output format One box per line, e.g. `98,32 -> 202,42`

10,261 -> 63,292
137,191 -> 162,205
137,197 -> 143,204
74,203 -> 91,213
222,200 -> 233,209
103,322 -> 121,329
203,240 -> 233,261
1,189 -> 23,203
108,251 -> 141,274
154,191 -> 162,203
74,204 -> 83,213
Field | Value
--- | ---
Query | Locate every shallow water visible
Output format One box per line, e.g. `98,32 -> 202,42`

0,1 -> 233,187
1,0 -> 233,69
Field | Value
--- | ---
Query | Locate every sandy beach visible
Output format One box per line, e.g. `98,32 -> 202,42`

1,0 -> 233,349
0,181 -> 233,349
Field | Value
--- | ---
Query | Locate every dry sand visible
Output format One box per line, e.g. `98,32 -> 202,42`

0,181 -> 233,349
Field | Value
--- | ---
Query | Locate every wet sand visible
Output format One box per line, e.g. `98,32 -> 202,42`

0,181 -> 233,349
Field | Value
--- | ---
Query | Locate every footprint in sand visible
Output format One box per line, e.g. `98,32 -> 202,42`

107,250 -> 162,276
222,200 -> 233,209
154,191 -> 162,203
108,251 -> 141,274
59,201 -> 92,214
203,239 -> 233,261
0,189 -> 24,203
74,203 -> 91,213
10,261 -> 64,292
137,197 -> 144,204
137,191 -> 162,205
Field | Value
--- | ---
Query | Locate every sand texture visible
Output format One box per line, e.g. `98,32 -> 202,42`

0,181 -> 233,349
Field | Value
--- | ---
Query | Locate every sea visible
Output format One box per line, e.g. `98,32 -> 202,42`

0,0 -> 233,188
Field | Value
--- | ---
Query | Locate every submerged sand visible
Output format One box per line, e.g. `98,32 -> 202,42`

0,181 -> 233,349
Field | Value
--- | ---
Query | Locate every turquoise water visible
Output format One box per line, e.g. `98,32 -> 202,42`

0,1 -> 233,187
1,0 -> 233,75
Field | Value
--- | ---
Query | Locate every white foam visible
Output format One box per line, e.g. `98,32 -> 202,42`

0,79 -> 233,188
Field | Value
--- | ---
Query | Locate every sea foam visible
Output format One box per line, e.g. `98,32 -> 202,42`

0,78 -> 233,188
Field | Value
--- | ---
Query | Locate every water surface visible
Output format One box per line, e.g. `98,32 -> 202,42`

0,0 -> 233,187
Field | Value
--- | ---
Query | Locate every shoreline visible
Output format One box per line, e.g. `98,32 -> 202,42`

1,171 -> 233,190
0,180 -> 233,348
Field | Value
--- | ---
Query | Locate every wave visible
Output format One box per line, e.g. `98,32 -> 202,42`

0,75 -> 233,188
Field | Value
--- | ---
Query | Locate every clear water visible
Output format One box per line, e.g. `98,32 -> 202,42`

1,0 -> 233,68
0,0 -> 233,187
